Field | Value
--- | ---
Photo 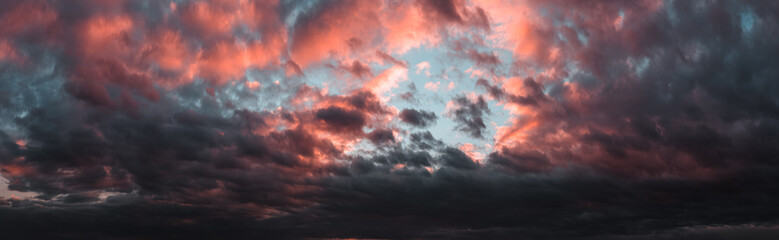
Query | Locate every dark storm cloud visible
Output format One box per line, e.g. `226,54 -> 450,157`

10,101 -> 313,205
358,146 -> 434,170
439,147 -> 479,170
399,108 -> 438,127
248,163 -> 779,239
3,163 -> 779,239
447,95 -> 490,139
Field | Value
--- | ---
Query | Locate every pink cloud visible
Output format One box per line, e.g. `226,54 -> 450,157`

424,81 -> 441,91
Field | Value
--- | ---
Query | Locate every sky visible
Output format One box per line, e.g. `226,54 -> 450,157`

1,0 -> 779,239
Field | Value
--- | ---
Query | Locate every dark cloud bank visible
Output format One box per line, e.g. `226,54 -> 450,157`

1,0 -> 779,239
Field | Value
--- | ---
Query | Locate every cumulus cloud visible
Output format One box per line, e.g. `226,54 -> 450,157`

399,109 -> 438,128
416,61 -> 431,76
446,95 -> 491,139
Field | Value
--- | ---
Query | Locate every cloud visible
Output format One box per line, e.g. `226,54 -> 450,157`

339,60 -> 373,79
2,0 -> 779,239
366,128 -> 396,145
424,81 -> 441,91
376,51 -> 408,68
446,95 -> 491,139
315,107 -> 367,135
408,131 -> 445,150
399,109 -> 438,128
288,0 -> 489,68
416,61 -> 431,76
467,49 -> 501,67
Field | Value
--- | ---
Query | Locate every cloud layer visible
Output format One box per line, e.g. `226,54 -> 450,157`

1,0 -> 779,239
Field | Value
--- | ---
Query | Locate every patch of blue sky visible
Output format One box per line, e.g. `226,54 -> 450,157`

299,64 -> 336,91
282,0 -> 319,29
385,45 -> 513,155
577,32 -> 589,47
634,57 -> 650,77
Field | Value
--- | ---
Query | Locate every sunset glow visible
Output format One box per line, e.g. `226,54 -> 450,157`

1,0 -> 779,239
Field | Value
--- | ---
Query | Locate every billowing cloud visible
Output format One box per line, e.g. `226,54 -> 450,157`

2,0 -> 779,239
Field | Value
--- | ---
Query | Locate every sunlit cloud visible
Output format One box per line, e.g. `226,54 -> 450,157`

1,0 -> 778,239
